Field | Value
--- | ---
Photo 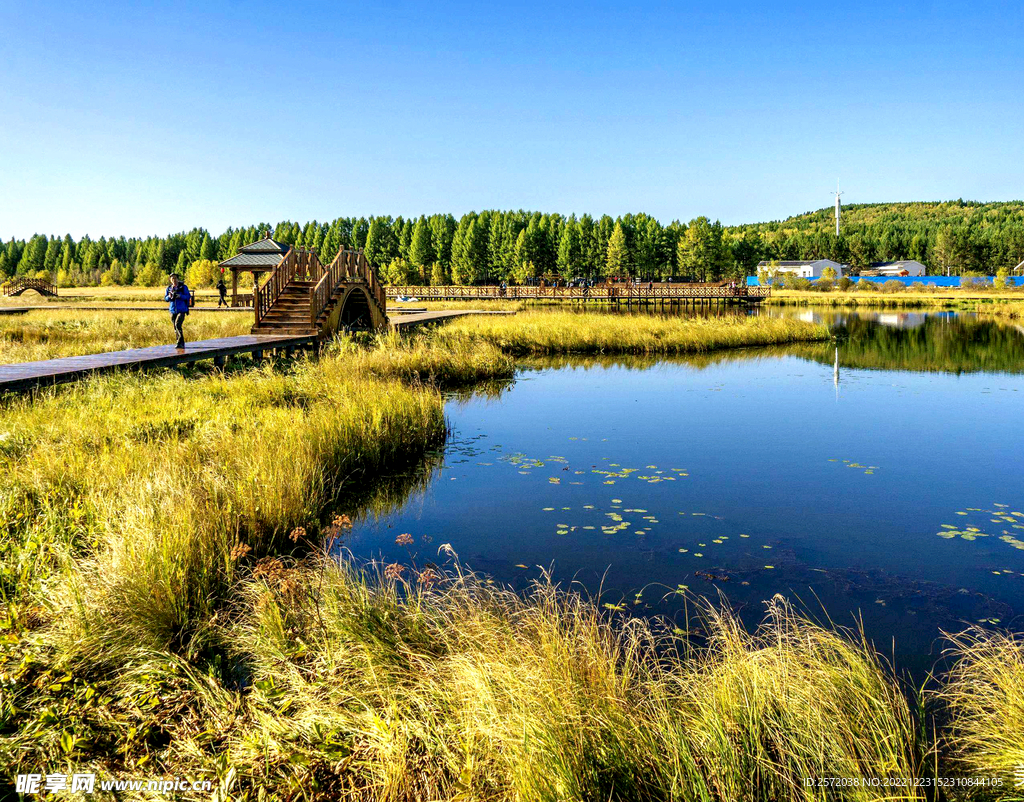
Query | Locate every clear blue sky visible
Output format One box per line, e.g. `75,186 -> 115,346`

2,0 -> 1022,240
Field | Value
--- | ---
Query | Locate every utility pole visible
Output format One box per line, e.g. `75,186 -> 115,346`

832,181 -> 843,236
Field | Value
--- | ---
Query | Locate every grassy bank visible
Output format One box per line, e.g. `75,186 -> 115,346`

6,552 -> 1024,799
4,319 -> 1023,799
426,309 -> 830,354
0,308 -> 251,362
982,302 -> 1024,319
767,288 -> 1024,310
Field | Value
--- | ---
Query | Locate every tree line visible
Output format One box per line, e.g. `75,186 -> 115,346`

3,201 -> 1023,288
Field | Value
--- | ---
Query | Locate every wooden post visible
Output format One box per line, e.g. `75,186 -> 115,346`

231,269 -> 238,306
214,354 -> 226,368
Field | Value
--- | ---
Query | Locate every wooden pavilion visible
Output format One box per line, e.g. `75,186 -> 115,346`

218,233 -> 290,307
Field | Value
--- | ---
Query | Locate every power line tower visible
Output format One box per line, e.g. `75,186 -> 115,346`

832,181 -> 843,236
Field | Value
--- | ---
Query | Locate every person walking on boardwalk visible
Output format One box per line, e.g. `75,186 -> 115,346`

165,273 -> 192,349
216,275 -> 228,307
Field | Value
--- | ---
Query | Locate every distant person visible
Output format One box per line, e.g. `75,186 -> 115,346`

216,276 -> 228,307
165,273 -> 192,349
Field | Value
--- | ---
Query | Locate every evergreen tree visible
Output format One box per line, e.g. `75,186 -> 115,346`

556,218 -> 581,280
409,216 -> 435,275
605,222 -> 629,278
677,217 -> 729,282
363,218 -> 398,268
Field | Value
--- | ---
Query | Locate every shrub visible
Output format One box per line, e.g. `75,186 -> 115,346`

430,261 -> 450,286
857,278 -> 879,292
184,258 -> 220,288
812,279 -> 835,292
881,280 -> 905,293
837,276 -> 854,291
382,257 -> 419,285
133,261 -> 166,287
961,276 -> 989,291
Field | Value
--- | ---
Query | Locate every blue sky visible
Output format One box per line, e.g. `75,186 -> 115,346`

1,0 -> 1022,239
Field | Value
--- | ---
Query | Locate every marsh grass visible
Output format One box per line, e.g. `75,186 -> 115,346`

0,332 -> 513,656
768,288 -> 1024,310
3,559 -> 933,800
937,629 -> 1024,791
1,315 -> 1020,800
427,310 -> 829,355
0,309 -> 251,362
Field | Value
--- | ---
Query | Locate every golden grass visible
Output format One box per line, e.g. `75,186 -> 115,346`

426,309 -> 829,355
2,559 -> 934,800
768,288 -> 1024,309
937,629 -> 1024,788
1,312 -> 1019,799
0,284 -> 226,307
0,309 -> 251,362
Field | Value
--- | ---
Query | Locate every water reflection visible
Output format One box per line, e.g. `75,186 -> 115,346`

341,307 -> 1024,675
788,313 -> 1024,375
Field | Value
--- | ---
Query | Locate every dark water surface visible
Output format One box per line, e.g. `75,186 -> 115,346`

344,309 -> 1024,671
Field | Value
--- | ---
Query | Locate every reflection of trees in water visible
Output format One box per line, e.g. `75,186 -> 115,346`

518,348 -> 792,374
794,315 -> 1024,375
329,445 -> 448,535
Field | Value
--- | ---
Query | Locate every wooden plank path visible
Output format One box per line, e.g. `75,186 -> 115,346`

390,309 -> 516,329
0,305 -> 250,315
0,309 -> 510,394
0,334 -> 315,394
387,284 -> 770,304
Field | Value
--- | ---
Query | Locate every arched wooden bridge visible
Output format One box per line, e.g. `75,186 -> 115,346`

252,246 -> 388,335
2,277 -> 58,298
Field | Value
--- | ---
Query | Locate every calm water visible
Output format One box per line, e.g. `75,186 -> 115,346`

343,309 -> 1024,670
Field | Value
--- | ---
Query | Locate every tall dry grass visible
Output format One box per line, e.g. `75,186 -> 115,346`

937,629 -> 1024,790
0,308 -> 251,362
428,310 -> 829,355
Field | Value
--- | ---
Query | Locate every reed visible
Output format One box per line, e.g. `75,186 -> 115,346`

3,561 -> 931,800
426,310 -> 829,355
936,628 -> 1024,789
0,309 -> 251,362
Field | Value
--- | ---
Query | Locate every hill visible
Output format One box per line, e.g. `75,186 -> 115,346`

727,200 -> 1024,273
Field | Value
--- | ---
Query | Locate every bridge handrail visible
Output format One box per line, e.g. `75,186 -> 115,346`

308,248 -> 388,327
253,248 -> 327,326
2,276 -> 58,297
311,249 -> 354,324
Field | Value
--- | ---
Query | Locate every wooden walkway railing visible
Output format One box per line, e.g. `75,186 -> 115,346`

2,277 -> 58,297
310,249 -> 386,325
387,284 -> 770,302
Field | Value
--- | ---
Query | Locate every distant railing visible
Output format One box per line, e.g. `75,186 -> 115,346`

2,277 -> 58,297
386,284 -> 770,301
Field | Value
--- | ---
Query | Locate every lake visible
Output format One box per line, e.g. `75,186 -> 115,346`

341,308 -> 1024,673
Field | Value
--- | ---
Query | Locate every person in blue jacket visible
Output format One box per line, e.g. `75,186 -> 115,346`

164,273 -> 192,349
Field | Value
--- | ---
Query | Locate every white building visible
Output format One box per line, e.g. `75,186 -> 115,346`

870,260 -> 927,277
756,259 -> 845,278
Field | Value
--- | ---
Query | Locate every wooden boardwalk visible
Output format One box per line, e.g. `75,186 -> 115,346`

387,284 -> 769,304
0,308 -> 509,394
0,305 -> 250,315
390,309 -> 516,329
0,334 -> 315,394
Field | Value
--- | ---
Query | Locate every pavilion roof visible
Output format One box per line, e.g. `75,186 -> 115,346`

220,235 -> 290,270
